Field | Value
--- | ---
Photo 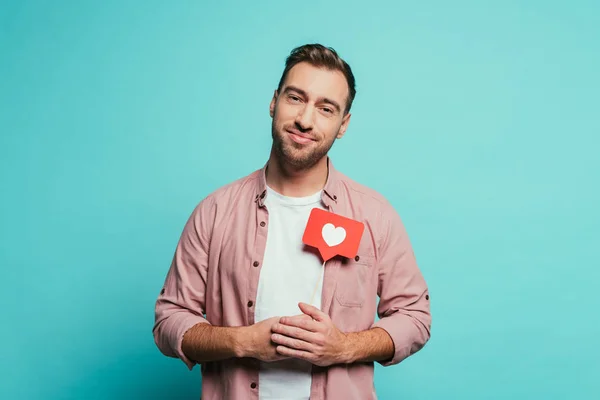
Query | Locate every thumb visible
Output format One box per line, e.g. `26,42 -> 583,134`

298,302 -> 326,321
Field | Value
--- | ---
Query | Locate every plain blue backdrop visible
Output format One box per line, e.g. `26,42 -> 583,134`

1,1 -> 599,399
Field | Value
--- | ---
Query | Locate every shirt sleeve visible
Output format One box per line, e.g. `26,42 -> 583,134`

371,199 -> 432,366
152,196 -> 215,370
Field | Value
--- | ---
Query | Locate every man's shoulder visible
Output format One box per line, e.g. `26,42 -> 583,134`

336,170 -> 408,244
198,168 -> 261,208
336,170 -> 392,209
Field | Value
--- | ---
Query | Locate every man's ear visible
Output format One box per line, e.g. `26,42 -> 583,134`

269,90 -> 278,118
336,112 -> 352,139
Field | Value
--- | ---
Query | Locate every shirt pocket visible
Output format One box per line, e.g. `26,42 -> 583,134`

334,253 -> 376,308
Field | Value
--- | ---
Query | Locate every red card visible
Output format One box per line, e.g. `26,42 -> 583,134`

302,208 -> 365,262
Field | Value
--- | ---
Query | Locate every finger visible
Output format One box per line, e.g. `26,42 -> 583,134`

271,333 -> 314,352
272,323 -> 317,342
298,302 -> 328,322
278,315 -> 321,332
276,346 -> 316,363
279,313 -> 312,324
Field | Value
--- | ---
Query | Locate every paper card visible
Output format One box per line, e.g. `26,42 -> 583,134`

302,208 -> 365,262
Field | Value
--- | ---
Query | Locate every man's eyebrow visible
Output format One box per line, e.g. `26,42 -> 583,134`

283,85 -> 307,97
321,97 -> 341,113
282,85 -> 342,113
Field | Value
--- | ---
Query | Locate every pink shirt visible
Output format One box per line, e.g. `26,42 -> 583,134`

153,159 -> 432,400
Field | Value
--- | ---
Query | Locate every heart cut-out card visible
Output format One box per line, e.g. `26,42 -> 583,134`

302,208 -> 365,262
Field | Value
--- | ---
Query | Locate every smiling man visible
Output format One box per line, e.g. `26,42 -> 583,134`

153,44 -> 431,400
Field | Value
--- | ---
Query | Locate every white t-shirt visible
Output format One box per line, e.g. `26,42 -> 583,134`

254,185 -> 326,400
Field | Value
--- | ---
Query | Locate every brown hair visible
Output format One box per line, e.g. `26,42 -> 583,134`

277,44 -> 356,114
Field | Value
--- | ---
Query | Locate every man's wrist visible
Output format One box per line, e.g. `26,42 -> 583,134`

232,326 -> 250,358
341,332 -> 357,364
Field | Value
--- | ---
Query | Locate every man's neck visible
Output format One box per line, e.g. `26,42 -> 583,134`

265,151 -> 329,198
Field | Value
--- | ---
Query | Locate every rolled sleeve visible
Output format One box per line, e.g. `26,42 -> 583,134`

155,311 -> 211,370
153,196 -> 215,370
373,200 -> 432,366
372,309 -> 430,366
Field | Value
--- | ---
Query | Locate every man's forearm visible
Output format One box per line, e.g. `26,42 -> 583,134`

181,323 -> 245,364
344,327 -> 395,364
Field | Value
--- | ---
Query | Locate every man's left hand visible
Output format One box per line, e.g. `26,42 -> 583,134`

271,302 -> 352,367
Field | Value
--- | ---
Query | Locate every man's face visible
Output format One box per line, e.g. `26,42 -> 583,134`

270,62 -> 351,170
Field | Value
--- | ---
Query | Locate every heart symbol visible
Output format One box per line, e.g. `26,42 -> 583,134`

321,223 -> 346,247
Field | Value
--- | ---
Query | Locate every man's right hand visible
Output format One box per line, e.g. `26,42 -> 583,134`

239,317 -> 289,362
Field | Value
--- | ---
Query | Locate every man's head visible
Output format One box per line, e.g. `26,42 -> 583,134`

270,44 -> 356,170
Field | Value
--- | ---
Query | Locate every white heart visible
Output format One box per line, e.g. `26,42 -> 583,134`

322,223 -> 346,247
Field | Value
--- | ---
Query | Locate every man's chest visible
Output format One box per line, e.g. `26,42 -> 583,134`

207,202 -> 380,331
255,201 -> 326,320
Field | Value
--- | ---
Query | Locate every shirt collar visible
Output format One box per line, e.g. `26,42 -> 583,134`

255,157 -> 339,208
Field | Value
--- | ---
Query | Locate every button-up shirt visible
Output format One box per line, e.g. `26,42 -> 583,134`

153,158 -> 432,400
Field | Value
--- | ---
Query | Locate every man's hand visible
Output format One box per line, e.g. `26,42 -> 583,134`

239,316 -> 290,362
271,303 -> 352,367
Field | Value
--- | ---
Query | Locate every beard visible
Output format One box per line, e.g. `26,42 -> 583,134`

271,120 -> 336,170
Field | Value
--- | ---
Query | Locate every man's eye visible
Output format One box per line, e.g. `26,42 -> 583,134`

289,95 -> 301,102
322,107 -> 333,114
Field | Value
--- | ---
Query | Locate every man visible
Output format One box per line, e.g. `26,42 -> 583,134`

153,43 -> 431,400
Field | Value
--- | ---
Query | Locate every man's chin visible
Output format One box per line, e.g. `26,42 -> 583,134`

282,152 -> 320,170
273,140 -> 324,169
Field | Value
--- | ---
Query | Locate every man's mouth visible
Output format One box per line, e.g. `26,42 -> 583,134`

287,129 -> 315,145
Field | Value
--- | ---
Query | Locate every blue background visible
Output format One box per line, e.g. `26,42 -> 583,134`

1,1 -> 599,399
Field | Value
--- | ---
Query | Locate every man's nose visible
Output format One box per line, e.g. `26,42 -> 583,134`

295,105 -> 314,131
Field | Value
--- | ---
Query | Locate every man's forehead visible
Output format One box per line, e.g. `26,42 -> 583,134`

282,63 -> 348,103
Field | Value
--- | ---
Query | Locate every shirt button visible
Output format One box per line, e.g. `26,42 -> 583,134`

247,301 -> 254,307
260,221 -> 266,227
251,382 -> 257,389
333,195 -> 337,200
426,295 -> 430,300
253,261 -> 259,267
354,255 -> 360,262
